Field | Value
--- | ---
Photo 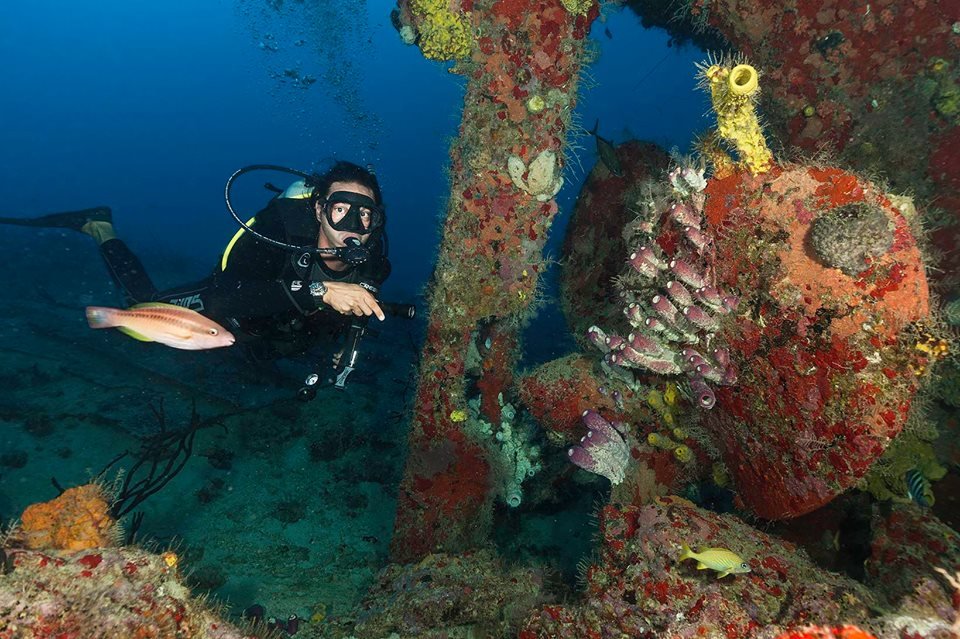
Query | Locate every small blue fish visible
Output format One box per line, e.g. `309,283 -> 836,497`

905,468 -> 934,507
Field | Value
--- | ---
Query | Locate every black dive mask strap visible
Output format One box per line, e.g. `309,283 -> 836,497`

225,165 -> 376,266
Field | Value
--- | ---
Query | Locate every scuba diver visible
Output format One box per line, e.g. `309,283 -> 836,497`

0,161 -> 394,363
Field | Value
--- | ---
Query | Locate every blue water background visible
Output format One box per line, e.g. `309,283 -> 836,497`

0,0 -> 708,354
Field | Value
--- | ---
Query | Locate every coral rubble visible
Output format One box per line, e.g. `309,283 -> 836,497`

1,488 -> 252,639
320,549 -> 546,638
520,497 -> 878,638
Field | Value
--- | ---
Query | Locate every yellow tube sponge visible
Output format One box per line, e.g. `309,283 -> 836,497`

673,445 -> 693,463
698,57 -> 773,175
646,389 -> 666,412
410,0 -> 472,61
663,383 -> 679,407
647,432 -> 679,450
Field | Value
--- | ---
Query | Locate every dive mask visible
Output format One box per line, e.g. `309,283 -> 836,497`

323,191 -> 385,235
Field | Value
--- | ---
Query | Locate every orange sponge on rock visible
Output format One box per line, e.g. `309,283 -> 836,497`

19,484 -> 118,552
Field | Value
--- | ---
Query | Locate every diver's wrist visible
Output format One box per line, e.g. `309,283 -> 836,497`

309,281 -> 328,301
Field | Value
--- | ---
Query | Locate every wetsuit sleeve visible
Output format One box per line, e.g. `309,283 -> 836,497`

204,204 -> 315,319
357,239 -> 392,293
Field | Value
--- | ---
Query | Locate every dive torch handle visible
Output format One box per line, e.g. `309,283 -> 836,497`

379,301 -> 416,319
297,298 -> 416,401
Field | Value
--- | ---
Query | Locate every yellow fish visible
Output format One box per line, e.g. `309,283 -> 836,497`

85,303 -> 235,351
679,544 -> 751,578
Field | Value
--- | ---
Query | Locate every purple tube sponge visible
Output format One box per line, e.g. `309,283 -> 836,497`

568,410 -> 631,485
669,201 -> 700,227
684,225 -> 711,253
588,162 -> 740,411
665,280 -> 695,307
688,375 -> 716,409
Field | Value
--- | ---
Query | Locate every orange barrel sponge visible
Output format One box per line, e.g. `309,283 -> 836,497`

702,164 -> 933,519
19,483 -> 117,552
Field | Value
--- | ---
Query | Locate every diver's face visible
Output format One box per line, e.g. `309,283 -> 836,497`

316,181 -> 375,250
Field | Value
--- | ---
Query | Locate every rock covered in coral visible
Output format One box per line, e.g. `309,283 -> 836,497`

518,354 -> 617,438
0,486 -> 253,638
775,627 -> 877,639
864,503 -> 960,628
559,52 -> 937,520
0,546 -> 254,639
319,549 -> 547,638
520,496 -> 877,638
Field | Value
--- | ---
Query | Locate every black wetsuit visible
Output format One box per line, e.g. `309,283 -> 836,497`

99,196 -> 391,360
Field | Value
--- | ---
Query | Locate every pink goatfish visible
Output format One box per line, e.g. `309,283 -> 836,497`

85,302 -> 235,350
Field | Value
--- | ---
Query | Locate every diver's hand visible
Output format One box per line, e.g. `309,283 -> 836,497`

321,281 -> 385,321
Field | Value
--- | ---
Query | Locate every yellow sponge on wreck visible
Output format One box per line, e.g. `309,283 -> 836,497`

700,58 -> 773,175
410,0 -> 472,61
